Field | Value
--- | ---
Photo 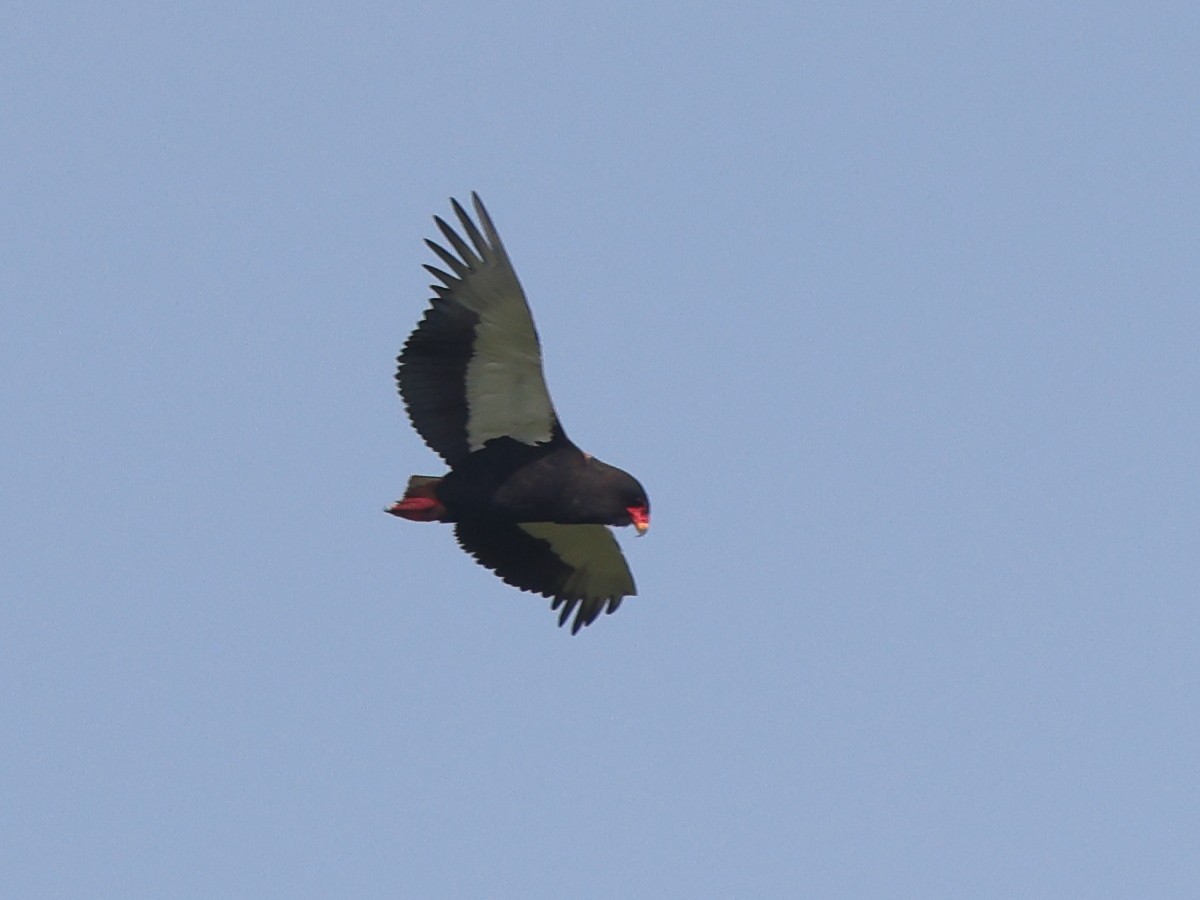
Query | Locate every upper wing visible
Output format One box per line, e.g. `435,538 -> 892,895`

454,519 -> 636,633
397,194 -> 562,467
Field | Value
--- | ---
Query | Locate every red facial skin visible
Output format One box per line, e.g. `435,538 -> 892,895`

628,505 -> 650,535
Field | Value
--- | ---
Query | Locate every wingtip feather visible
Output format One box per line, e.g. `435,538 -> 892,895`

434,213 -> 477,265
451,195 -> 491,261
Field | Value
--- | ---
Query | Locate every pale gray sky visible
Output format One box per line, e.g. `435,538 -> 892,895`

4,2 -> 1198,897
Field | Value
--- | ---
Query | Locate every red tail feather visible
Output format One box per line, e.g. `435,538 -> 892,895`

386,476 -> 447,522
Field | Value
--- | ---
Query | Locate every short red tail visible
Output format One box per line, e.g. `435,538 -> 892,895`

386,475 -> 448,522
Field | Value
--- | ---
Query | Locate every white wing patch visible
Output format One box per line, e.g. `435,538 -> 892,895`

465,287 -> 557,450
422,195 -> 559,452
518,523 -> 636,601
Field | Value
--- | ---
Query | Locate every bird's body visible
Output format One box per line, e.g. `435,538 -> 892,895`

389,194 -> 649,632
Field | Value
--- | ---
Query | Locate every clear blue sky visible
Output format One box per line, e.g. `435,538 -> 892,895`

5,2 -> 1199,897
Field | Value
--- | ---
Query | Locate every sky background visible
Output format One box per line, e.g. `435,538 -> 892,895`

4,2 -> 1199,897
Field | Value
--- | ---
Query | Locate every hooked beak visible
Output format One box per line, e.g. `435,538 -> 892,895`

628,505 -> 650,536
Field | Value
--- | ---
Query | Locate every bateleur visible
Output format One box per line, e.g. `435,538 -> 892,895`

389,194 -> 650,633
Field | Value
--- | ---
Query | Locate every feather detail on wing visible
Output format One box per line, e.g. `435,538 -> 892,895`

397,195 -> 562,466
454,519 -> 636,633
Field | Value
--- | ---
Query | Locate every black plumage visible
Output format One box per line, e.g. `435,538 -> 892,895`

389,194 -> 650,633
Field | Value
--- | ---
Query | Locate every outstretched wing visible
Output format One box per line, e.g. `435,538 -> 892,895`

398,194 -> 562,467
454,519 -> 636,634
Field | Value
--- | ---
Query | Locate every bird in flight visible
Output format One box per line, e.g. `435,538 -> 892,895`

388,194 -> 650,633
